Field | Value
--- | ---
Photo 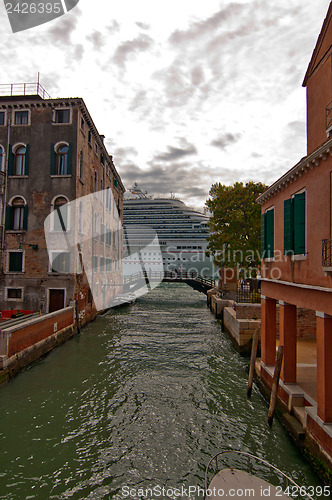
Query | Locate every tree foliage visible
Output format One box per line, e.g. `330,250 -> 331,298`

205,181 -> 267,267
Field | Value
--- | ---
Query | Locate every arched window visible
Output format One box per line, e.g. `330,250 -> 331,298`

14,146 -> 26,175
53,196 -> 69,231
56,145 -> 69,175
51,143 -> 72,176
5,196 -> 28,231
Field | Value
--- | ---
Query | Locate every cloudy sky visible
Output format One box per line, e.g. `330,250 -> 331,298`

0,0 -> 330,208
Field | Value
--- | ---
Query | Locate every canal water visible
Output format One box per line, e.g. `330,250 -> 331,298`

0,283 -> 322,499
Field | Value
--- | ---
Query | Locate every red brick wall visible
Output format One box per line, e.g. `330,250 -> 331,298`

7,308 -> 74,357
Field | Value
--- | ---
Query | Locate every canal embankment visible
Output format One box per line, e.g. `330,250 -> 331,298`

207,286 -> 332,484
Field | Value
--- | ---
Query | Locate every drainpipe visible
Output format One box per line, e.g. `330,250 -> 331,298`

1,109 -> 11,273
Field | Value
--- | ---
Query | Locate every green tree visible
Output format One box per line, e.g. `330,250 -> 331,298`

205,181 -> 267,269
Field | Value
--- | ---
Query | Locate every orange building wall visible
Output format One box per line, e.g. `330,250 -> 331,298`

261,157 -> 332,292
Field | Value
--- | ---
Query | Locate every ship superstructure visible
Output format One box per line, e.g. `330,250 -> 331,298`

123,185 -> 213,276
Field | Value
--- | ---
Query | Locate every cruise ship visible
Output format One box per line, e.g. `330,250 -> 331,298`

123,185 -> 214,277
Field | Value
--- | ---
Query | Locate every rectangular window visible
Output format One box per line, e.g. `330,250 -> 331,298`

88,130 -> 92,144
7,288 -> 23,299
284,192 -> 306,255
51,252 -> 70,273
8,251 -> 23,272
0,111 -> 5,125
55,109 -> 70,123
261,208 -> 274,258
14,110 -> 29,125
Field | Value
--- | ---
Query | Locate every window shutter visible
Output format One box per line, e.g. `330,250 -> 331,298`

67,143 -> 72,174
8,145 -> 14,176
25,144 -> 29,175
5,206 -> 13,230
23,206 -> 28,231
265,209 -> 274,258
261,213 -> 266,258
50,144 -> 56,175
284,198 -> 293,255
293,192 -> 306,254
9,252 -> 23,272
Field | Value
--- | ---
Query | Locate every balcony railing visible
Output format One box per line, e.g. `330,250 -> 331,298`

322,239 -> 332,267
0,82 -> 51,100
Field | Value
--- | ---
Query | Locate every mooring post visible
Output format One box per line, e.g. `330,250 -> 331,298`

247,329 -> 260,398
268,345 -> 284,425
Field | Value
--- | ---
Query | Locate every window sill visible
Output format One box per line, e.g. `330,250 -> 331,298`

50,175 -> 72,178
47,272 -> 70,276
5,271 -> 25,274
291,254 -> 307,261
6,230 -> 26,233
12,124 -> 31,127
52,122 -> 72,126
8,175 -> 28,179
79,178 -> 85,185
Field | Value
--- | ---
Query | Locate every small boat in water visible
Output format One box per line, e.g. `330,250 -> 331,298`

205,450 -> 315,500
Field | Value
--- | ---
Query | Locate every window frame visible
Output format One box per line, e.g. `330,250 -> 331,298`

53,107 -> 72,125
49,250 -> 71,274
283,189 -> 306,257
7,250 -> 24,273
0,111 -> 6,126
13,110 -> 30,126
261,206 -> 275,260
6,287 -> 23,301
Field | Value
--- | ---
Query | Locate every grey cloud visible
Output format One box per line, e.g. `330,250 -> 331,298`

106,21 -> 120,33
74,44 -> 84,61
114,146 -> 139,158
49,15 -> 78,44
211,133 -> 241,150
169,3 -> 245,44
87,31 -> 104,50
191,66 -> 204,86
113,35 -> 154,67
155,140 -> 197,162
136,22 -> 150,30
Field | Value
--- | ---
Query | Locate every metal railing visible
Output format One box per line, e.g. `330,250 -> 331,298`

0,82 -> 51,100
236,279 -> 261,303
123,270 -> 215,287
322,238 -> 332,267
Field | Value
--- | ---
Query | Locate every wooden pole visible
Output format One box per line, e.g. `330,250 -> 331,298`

268,345 -> 284,426
247,329 -> 260,398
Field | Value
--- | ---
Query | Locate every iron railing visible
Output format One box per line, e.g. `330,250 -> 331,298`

236,279 -> 261,303
322,238 -> 332,267
0,82 -> 51,100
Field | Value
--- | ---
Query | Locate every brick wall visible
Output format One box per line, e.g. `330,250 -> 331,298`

6,307 -> 74,358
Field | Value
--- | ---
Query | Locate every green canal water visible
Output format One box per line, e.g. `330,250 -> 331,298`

0,283 -> 323,499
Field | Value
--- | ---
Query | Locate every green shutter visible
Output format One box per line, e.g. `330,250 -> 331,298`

293,192 -> 306,254
8,145 -> 14,176
25,144 -> 29,175
23,206 -> 28,231
5,206 -> 12,230
284,198 -> 293,255
265,209 -> 274,258
9,252 -> 22,272
67,143 -> 72,175
50,144 -> 56,175
261,213 -> 266,258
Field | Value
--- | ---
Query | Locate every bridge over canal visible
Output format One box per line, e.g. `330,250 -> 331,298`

123,271 -> 216,295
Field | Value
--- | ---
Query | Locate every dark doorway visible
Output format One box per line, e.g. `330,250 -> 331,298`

49,289 -> 65,313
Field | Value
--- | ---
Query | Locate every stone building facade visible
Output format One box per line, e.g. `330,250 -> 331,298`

0,84 -> 124,322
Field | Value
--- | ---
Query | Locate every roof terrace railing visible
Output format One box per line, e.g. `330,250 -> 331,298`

0,82 -> 51,100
